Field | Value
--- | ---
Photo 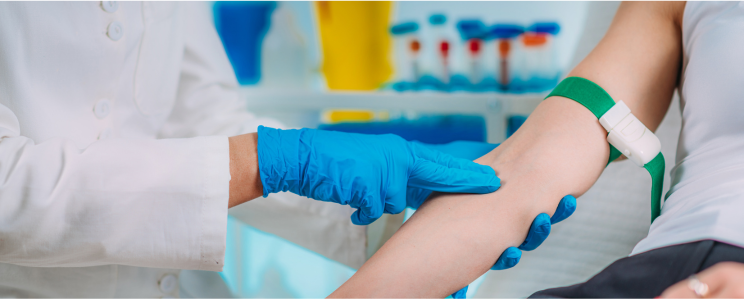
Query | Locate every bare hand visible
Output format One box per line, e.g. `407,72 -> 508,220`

660,262 -> 744,298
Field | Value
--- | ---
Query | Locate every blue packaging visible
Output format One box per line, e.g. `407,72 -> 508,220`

214,2 -> 276,85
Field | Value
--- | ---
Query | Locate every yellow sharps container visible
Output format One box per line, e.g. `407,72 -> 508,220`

315,1 -> 393,91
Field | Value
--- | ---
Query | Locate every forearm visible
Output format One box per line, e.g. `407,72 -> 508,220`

330,97 -> 610,297
331,4 -> 684,295
228,132 -> 263,208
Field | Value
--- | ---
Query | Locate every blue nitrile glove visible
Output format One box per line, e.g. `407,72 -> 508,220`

406,140 -> 500,209
256,126 -> 502,225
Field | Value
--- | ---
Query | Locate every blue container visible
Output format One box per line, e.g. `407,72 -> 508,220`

319,115 -> 486,144
429,14 -> 447,26
214,2 -> 276,85
456,19 -> 487,41
528,22 -> 561,35
390,22 -> 419,35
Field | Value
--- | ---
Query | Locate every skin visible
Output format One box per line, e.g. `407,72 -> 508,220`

330,2 -> 685,297
660,262 -> 744,298
228,133 -> 263,208
229,2 -> 740,295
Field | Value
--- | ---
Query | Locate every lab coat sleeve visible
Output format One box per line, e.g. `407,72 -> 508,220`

0,104 -> 230,271
158,2 -> 369,269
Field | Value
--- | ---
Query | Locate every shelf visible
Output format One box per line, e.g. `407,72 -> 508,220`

240,89 -> 546,143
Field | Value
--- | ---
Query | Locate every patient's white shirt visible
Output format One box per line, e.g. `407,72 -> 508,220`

631,2 -> 744,255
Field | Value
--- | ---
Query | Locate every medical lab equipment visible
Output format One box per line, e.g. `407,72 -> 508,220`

256,126 -> 501,225
214,2 -> 276,85
489,24 -> 524,91
417,14 -> 452,91
520,22 -> 561,91
547,77 -> 665,221
320,114 -> 486,144
390,22 -> 421,91
385,16 -> 563,95
321,109 -> 386,124
456,20 -> 488,89
429,14 -> 450,85
528,22 -> 561,36
316,1 -> 393,90
520,33 -> 549,90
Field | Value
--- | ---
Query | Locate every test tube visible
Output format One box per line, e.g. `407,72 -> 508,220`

521,32 -> 548,90
410,38 -> 421,81
390,22 -> 420,91
526,22 -> 561,90
456,20 -> 487,89
429,14 -> 450,84
488,24 -> 524,91
468,38 -> 483,84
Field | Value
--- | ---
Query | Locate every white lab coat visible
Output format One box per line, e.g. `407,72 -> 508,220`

0,2 -> 366,297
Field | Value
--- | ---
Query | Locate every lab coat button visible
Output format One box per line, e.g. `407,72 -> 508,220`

94,99 -> 111,119
100,1 -> 118,13
107,21 -> 123,41
159,274 -> 177,294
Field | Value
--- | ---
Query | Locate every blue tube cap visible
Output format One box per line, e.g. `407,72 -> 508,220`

489,24 -> 525,39
528,22 -> 561,35
429,14 -> 447,25
390,22 -> 419,35
456,19 -> 486,40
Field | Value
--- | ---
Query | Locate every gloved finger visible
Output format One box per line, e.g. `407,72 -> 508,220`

413,140 -> 499,160
451,285 -> 468,299
491,246 -> 522,270
409,160 -> 500,194
412,142 -> 496,175
350,203 -> 383,226
550,195 -> 577,224
518,213 -> 551,251
383,193 -> 407,215
405,187 -> 432,210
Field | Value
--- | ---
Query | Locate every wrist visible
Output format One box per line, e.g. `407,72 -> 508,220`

228,133 -> 262,208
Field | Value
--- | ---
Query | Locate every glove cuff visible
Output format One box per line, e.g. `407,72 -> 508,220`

256,126 -> 305,197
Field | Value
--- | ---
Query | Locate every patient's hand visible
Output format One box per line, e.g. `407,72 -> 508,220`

660,262 -> 744,298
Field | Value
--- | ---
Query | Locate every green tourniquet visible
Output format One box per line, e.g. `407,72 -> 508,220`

644,153 -> 665,221
545,76 -> 665,222
548,77 -> 615,119
547,77 -> 623,165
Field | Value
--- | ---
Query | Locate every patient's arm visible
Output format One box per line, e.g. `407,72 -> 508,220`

330,2 -> 685,297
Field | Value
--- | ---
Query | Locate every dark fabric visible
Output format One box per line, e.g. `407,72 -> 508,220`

530,240 -> 744,298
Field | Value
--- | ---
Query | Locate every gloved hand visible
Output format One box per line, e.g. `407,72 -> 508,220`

410,141 -> 577,299
256,127 -> 501,225
406,140 -> 501,209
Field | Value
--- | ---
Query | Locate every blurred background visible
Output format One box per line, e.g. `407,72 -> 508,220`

206,2 -> 682,298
